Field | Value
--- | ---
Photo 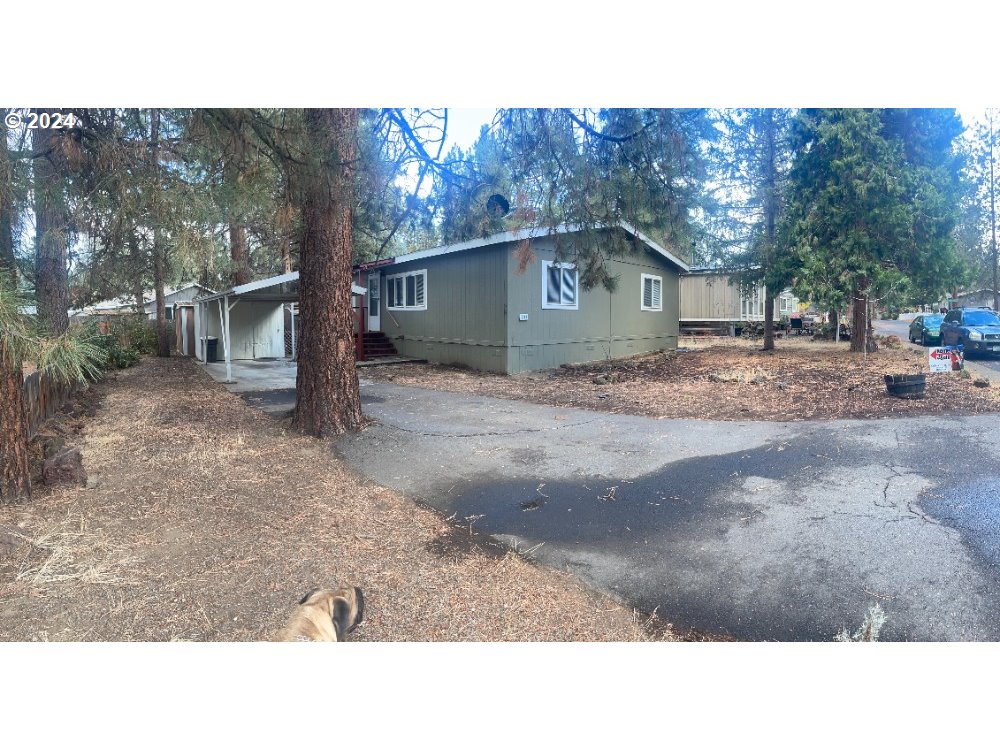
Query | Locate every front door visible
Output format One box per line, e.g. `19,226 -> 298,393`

368,271 -> 381,332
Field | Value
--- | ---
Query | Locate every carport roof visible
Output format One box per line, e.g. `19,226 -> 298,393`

195,271 -> 366,303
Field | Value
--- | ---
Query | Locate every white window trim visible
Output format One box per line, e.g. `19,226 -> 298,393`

640,273 -> 663,312
385,269 -> 428,311
541,260 -> 579,310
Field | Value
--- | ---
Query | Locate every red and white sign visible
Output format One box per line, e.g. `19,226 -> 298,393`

928,347 -> 963,373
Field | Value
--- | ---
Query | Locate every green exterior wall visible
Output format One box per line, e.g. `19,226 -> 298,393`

504,236 -> 679,374
379,244 -> 509,373
377,230 -> 680,374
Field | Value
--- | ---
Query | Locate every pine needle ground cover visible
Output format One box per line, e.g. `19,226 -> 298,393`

363,338 -> 1000,422
0,357 -> 677,641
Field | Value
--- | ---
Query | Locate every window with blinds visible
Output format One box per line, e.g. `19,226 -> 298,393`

386,269 -> 427,310
542,261 -> 579,310
641,274 -> 662,311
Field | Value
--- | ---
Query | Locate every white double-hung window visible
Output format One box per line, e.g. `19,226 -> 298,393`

641,273 -> 662,312
386,269 -> 427,311
542,261 -> 578,310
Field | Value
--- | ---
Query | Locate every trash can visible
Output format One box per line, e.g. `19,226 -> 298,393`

205,336 -> 219,363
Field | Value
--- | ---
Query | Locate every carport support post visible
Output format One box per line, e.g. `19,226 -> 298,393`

223,295 -> 234,383
218,296 -> 234,384
200,301 -> 207,363
290,304 -> 296,360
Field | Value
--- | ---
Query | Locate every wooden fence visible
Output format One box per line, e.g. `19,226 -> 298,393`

22,371 -> 78,439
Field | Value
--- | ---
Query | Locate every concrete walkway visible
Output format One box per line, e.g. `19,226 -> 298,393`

203,359 -> 297,392
336,380 -> 1000,641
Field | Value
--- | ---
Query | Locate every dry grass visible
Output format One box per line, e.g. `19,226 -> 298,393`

11,514 -> 138,586
0,357 -> 682,642
363,337 -> 1000,422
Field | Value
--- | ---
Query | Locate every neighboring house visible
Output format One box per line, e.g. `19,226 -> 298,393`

679,267 -> 798,332
70,283 -> 215,322
777,290 -> 801,318
944,289 -> 997,311
142,283 -> 214,321
353,222 -> 689,375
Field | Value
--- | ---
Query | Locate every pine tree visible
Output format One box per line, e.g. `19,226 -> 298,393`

0,109 -> 31,501
788,108 -> 969,341
32,109 -> 72,335
962,110 -> 1000,309
711,108 -> 796,350
290,108 -> 364,436
425,109 -> 713,291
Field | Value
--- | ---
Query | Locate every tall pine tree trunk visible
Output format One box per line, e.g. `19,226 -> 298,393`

990,113 -> 998,312
149,109 -> 169,357
33,110 -> 69,335
0,335 -> 30,502
291,108 -> 363,437
229,224 -> 249,285
128,231 -> 145,311
225,139 -> 251,286
761,108 -> 779,352
0,109 -> 14,276
1,111 -> 31,501
280,233 -> 293,274
763,287 -> 775,350
851,276 -> 877,353
278,175 -> 294,274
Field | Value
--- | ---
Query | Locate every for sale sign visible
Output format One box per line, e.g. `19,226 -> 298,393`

929,347 -> 963,373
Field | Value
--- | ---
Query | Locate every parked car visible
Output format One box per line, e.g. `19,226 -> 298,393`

939,307 -> 1000,355
908,314 -> 944,346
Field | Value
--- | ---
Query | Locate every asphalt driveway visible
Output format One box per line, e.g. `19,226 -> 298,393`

335,379 -> 1000,641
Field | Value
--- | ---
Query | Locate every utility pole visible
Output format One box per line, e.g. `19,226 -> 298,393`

990,110 -> 998,312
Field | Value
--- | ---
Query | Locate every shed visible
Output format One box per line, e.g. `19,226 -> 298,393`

945,289 -> 997,311
352,222 -> 689,374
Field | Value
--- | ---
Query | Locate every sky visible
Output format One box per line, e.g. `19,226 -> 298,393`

443,108 -> 497,151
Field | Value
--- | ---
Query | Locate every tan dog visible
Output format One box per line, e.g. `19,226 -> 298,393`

274,587 -> 364,642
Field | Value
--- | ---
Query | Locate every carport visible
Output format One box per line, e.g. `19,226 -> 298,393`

193,271 -> 367,384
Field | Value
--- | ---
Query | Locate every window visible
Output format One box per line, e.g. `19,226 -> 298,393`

385,269 -> 427,311
740,283 -> 764,319
542,261 -> 578,310
963,310 -> 1000,326
641,274 -> 662,312
165,306 -> 174,321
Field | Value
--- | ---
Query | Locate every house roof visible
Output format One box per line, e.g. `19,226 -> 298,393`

950,289 -> 995,298
71,283 -> 216,316
386,221 -> 690,272
195,271 -> 365,303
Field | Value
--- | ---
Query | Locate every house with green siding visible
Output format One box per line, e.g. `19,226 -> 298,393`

353,222 -> 689,374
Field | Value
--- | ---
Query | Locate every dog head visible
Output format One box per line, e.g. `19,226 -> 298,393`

299,587 -> 364,640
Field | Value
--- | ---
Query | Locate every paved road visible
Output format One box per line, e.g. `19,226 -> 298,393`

336,380 -> 1000,641
875,318 -> 1000,379
874,318 -> 911,341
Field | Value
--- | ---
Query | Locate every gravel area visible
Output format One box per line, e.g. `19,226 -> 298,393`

0,357 -> 681,641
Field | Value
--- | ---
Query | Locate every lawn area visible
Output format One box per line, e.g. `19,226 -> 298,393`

0,357 -> 680,641
363,336 -> 1000,421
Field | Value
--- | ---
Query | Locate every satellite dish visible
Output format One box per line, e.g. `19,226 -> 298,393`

486,194 -> 510,217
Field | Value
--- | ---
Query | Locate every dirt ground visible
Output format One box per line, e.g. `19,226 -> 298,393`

0,357 -> 688,642
363,336 -> 1000,421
